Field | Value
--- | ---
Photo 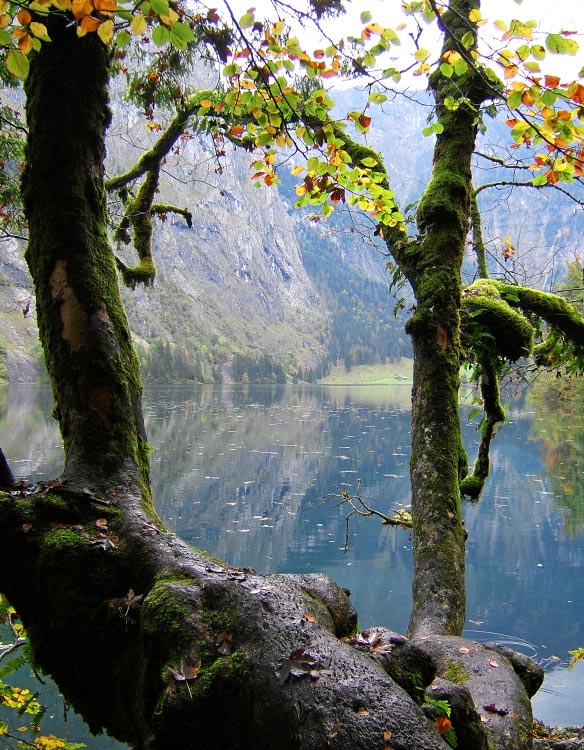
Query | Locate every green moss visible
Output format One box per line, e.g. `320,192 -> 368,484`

40,527 -> 85,555
462,292 -> 534,362
442,659 -> 469,684
459,474 -> 484,499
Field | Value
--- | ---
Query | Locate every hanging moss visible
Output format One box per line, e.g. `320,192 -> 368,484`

462,292 -> 534,362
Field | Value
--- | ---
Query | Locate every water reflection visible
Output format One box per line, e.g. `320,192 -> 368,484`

1,383 -> 583,728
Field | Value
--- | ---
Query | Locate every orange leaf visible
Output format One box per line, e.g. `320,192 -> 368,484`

569,82 -> 584,105
80,15 -> 100,30
72,0 -> 92,17
359,114 -> 371,129
544,75 -> 561,89
17,32 -> 33,53
16,9 -> 31,24
303,612 -> 317,623
435,716 -> 452,734
503,64 -> 518,80
94,0 -> 115,10
383,730 -> 392,740
228,124 -> 245,137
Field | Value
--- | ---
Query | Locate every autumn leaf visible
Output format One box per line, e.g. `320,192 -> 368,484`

72,0 -> 92,18
435,715 -> 452,734
97,19 -> 114,43
228,124 -> 245,137
95,517 -> 108,529
16,9 -> 31,25
130,13 -> 147,35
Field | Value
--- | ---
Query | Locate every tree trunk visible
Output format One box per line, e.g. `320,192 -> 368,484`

21,16 -> 149,497
406,0 -> 487,639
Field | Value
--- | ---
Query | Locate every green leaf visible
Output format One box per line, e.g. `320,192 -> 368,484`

0,28 -> 12,46
532,174 -> 548,186
439,62 -> 453,78
170,21 -> 195,42
506,90 -> 522,109
461,31 -> 474,50
152,24 -> 170,46
115,29 -> 132,47
546,33 -> 578,55
239,12 -> 254,28
360,156 -> 378,167
368,91 -> 387,105
360,10 -> 372,22
6,49 -> 29,79
149,0 -> 169,15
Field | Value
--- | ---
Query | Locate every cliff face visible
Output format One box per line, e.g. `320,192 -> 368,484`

1,85 -> 583,383
0,93 -> 331,383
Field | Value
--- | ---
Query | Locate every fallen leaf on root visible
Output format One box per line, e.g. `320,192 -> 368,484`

275,649 -> 320,685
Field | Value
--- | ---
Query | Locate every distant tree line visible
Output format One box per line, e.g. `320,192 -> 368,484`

231,352 -> 286,384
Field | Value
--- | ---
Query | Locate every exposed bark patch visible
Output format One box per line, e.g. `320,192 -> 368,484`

87,385 -> 113,428
49,260 -> 89,351
437,324 -> 450,351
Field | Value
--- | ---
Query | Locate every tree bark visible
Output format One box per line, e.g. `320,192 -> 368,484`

21,16 -> 149,497
406,0 -> 487,638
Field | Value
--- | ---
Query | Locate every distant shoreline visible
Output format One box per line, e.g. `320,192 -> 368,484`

317,359 -> 413,386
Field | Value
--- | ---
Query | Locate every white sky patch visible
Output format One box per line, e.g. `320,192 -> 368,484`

222,0 -> 584,83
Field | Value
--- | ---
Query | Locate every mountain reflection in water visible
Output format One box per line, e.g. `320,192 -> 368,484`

1,382 -> 583,730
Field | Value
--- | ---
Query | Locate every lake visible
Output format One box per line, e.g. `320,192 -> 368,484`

1,382 -> 583,745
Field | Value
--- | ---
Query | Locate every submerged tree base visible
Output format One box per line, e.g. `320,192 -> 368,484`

0,481 -> 542,750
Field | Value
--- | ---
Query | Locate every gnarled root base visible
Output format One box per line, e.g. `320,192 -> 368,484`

0,484 -> 542,750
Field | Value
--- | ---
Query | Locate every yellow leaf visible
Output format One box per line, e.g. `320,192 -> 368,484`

130,13 -> 147,34
97,18 -> 114,43
469,8 -> 482,23
291,164 -> 304,175
77,24 -> 88,36
160,8 -> 178,25
53,0 -> 72,10
0,13 -> 10,28
30,21 -> 50,40
199,98 -> 214,107
295,184 -> 307,195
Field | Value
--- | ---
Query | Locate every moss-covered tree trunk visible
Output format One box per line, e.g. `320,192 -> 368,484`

406,0 -> 486,638
21,16 -> 149,496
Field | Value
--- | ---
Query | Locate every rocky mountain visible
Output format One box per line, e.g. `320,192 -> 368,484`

1,82 -> 583,384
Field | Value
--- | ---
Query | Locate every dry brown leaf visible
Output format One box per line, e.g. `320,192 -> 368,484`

22,523 -> 32,533
303,612 -> 317,624
383,730 -> 392,740
459,646 -> 470,654
95,518 -> 108,529
357,708 -> 369,716
489,659 -> 499,668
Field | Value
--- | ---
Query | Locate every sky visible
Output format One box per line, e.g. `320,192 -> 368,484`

224,0 -> 583,82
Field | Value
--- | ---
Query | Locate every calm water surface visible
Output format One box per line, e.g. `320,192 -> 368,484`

1,382 -> 583,743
